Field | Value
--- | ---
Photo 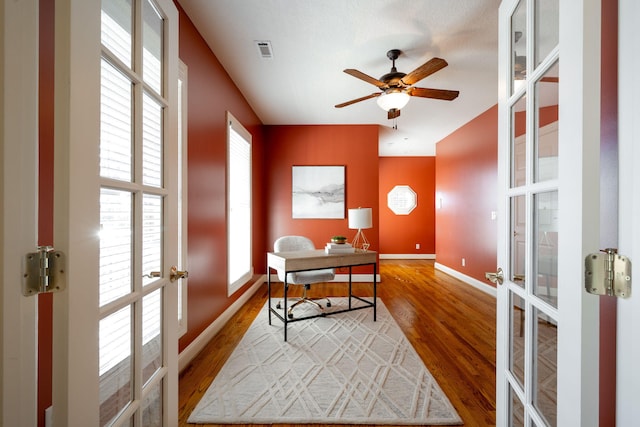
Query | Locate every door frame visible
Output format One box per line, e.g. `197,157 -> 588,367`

616,0 -> 640,424
1,0 -> 39,425
555,0 -> 601,424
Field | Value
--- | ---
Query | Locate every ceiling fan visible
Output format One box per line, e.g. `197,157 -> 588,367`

335,49 -> 460,120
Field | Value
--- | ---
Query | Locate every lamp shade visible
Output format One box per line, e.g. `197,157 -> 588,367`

376,91 -> 410,111
348,207 -> 372,229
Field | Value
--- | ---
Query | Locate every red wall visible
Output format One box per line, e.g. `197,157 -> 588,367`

264,125 -> 379,254
37,0 -> 55,424
176,4 -> 267,351
379,157 -> 436,255
599,0 -> 618,424
435,105 -> 498,283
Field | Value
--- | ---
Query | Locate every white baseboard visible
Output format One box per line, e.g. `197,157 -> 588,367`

178,275 -> 265,373
434,262 -> 497,297
334,273 -> 382,282
379,254 -> 436,260
268,273 -> 381,283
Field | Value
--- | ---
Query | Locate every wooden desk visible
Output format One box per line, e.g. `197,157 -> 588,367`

266,249 -> 377,341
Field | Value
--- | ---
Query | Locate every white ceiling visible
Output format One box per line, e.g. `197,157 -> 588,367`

177,0 -> 501,156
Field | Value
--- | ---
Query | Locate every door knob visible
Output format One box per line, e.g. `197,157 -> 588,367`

170,265 -> 188,282
485,268 -> 504,285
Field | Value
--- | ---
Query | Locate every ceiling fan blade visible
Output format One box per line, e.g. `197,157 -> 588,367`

409,87 -> 460,101
334,92 -> 381,108
388,108 -> 401,120
343,69 -> 387,88
400,57 -> 448,86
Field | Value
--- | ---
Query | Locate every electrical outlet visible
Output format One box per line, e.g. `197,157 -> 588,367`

415,243 -> 420,249
462,258 -> 466,267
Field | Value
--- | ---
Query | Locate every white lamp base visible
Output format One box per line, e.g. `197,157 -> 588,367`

351,229 -> 370,252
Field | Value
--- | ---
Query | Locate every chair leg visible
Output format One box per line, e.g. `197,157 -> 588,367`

282,285 -> 331,318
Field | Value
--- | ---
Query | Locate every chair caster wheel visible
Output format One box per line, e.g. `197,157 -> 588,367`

326,302 -> 332,307
288,313 -> 294,319
276,302 -> 281,309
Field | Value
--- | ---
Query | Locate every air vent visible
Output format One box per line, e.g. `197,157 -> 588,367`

255,40 -> 273,59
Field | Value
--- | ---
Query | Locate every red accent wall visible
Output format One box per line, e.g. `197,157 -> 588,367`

379,157 -> 436,254
264,125 -> 379,255
176,4 -> 267,351
435,105 -> 498,283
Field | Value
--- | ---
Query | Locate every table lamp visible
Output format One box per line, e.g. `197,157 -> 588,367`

348,207 -> 372,251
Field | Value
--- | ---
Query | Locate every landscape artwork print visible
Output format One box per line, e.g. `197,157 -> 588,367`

292,166 -> 345,219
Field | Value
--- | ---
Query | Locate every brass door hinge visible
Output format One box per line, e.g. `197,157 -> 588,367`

585,248 -> 631,298
22,246 -> 66,296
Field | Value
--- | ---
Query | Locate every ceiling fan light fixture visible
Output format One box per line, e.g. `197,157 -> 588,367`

376,90 -> 410,111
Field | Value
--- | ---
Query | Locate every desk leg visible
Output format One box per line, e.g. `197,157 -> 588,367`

348,266 -> 353,310
283,278 -> 288,342
267,266 -> 272,325
373,262 -> 377,321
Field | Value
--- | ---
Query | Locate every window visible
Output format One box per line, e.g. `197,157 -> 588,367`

227,112 -> 252,295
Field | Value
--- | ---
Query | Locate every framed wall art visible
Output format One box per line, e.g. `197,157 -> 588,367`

292,165 -> 345,219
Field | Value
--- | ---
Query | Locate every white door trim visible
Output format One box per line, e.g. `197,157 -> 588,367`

52,0 -> 102,424
556,0 -> 601,425
616,0 -> 640,424
1,0 -> 39,425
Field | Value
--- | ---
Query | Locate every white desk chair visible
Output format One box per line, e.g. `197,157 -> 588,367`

273,235 -> 335,318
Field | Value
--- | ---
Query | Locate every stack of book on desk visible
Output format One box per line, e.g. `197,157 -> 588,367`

325,242 -> 356,254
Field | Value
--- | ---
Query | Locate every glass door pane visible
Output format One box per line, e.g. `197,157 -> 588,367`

100,189 -> 133,305
535,61 -> 559,183
534,0 -> 559,67
534,191 -> 558,307
510,384 -> 525,427
510,195 -> 526,287
99,305 -> 132,426
511,0 -> 527,94
142,0 -> 163,95
511,96 -> 527,188
533,307 -> 557,426
510,291 -> 526,387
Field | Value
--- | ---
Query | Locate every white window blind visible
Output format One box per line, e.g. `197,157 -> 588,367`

227,113 -> 252,295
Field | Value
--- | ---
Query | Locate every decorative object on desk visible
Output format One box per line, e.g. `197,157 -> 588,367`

330,235 -> 347,244
188,298 -> 462,425
292,165 -> 345,219
325,241 -> 355,254
348,207 -> 372,251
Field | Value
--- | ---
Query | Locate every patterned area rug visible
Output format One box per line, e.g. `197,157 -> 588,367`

188,298 -> 462,425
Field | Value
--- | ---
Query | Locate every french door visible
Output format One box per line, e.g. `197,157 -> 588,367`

52,0 -> 179,425
495,0 -> 601,426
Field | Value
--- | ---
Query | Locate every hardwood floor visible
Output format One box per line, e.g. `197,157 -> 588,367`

178,259 -> 497,426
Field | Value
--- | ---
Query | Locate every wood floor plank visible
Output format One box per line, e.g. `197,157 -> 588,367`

178,259 -> 496,426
